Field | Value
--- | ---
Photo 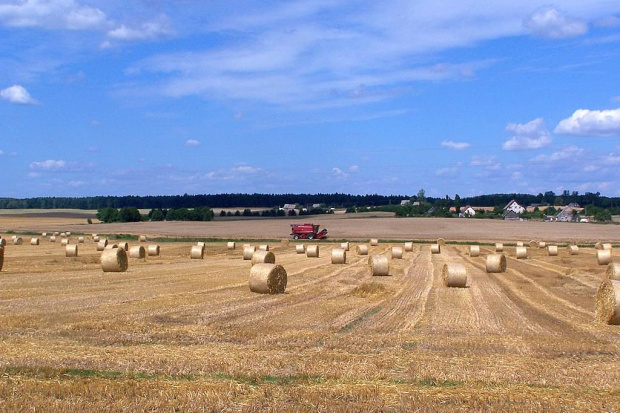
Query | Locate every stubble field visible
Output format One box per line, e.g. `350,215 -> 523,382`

1,215 -> 620,411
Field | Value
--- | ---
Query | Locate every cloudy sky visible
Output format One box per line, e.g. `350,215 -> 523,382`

2,0 -> 620,198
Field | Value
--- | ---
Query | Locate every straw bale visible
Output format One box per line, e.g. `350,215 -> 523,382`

139,235 -> 147,242
306,245 -> 320,258
595,242 -> 605,250
101,248 -> 128,272
93,236 -> 100,242
30,237 -> 39,246
0,239 -> 5,247
356,244 -> 369,255
243,246 -> 256,260
66,232 -> 71,236
331,248 -> 346,264
404,242 -> 414,252
486,254 -> 507,273
96,239 -> 108,251
118,242 -> 129,251
42,232 -> 47,237
597,249 -> 612,266
568,245 -> 579,255
469,245 -> 480,257
249,263 -> 287,294
53,232 -> 59,236
61,238 -> 69,246
430,244 -> 441,254
227,242 -> 236,250
370,239 -> 379,246
442,263 -> 468,288
340,242 -> 350,251
437,238 -> 446,246
605,263 -> 620,281
281,238 -> 290,246
13,237 -> 23,245
391,246 -> 403,259
0,246 -> 3,271
50,236 -> 57,243
197,242 -> 205,248
516,246 -> 527,259
603,243 -> 613,251
516,241 -> 524,247
538,241 -> 546,248
595,279 -> 620,324
251,250 -> 275,266
60,232 -> 66,237
495,243 -> 504,252
547,245 -> 558,256
129,246 -> 146,259
105,244 -> 118,250
65,244 -> 78,257
368,255 -> 389,276
258,245 -> 270,251
190,245 -> 205,259
147,245 -> 160,257
78,237 -> 85,243
295,244 -> 306,254
529,240 -> 538,248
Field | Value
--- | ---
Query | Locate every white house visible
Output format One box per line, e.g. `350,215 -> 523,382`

461,205 -> 476,217
400,199 -> 411,206
504,200 -> 525,214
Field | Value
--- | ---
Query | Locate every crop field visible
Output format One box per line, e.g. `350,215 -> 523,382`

1,226 -> 620,411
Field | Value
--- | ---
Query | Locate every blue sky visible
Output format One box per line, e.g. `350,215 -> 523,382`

1,1 -> 620,199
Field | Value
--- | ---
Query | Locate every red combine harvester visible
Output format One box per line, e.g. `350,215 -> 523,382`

290,223 -> 328,240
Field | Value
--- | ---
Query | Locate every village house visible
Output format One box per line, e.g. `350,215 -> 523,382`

503,210 -> 520,221
400,199 -> 411,206
460,205 -> 476,217
504,200 -> 525,214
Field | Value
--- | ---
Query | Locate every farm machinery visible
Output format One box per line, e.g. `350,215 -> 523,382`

290,223 -> 328,240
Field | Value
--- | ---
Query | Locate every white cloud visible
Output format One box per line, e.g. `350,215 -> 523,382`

524,7 -> 588,39
107,16 -> 174,42
332,167 -> 347,178
530,146 -> 583,162
30,159 -> 67,171
232,165 -> 262,174
471,155 -> 500,170
436,166 -> 458,176
554,108 -> 620,137
502,118 -> 552,150
0,0 -> 107,30
441,140 -> 471,150
185,139 -> 200,147
349,165 -> 359,172
0,85 -> 38,105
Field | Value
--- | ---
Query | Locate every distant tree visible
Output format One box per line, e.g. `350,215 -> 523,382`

417,188 -> 426,203
150,209 -> 165,221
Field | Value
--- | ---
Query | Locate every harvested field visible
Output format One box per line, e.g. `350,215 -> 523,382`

0,218 -> 620,411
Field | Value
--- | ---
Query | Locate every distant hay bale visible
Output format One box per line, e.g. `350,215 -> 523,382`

118,242 -> 129,251
495,243 -> 504,252
252,250 -> 275,266
442,263 -> 468,288
197,242 -> 206,248
486,254 -> 507,273
529,240 -> 538,248
306,245 -> 320,258
516,246 -> 527,259
147,245 -> 160,257
78,236 -> 85,244
430,244 -> 441,254
66,232 -> 71,236
469,245 -> 480,257
331,248 -> 346,264
516,241 -> 524,247
605,263 -> 620,281
50,236 -> 57,243
568,245 -> 579,255
139,235 -> 147,242
340,242 -> 350,251
96,239 -> 108,251
369,255 -> 389,276
129,246 -> 146,259
356,244 -> 369,255
437,238 -> 446,246
243,246 -> 256,260
404,242 -> 414,252
60,232 -> 66,237
595,279 -> 620,324
258,245 -> 270,251
243,244 -> 251,248
391,246 -> 403,259
547,245 -> 558,256
281,238 -> 290,246
41,232 -> 47,237
61,238 -> 69,246
0,239 -> 5,247
603,243 -> 613,251
0,246 -> 3,271
190,245 -> 205,259
595,242 -> 605,250
249,263 -> 287,294
370,239 -> 379,246
92,233 -> 98,239
101,248 -> 128,273
227,242 -> 236,250
53,232 -> 59,236
597,249 -> 612,266
105,244 -> 118,250
65,244 -> 78,257
538,241 -> 546,248
13,237 -> 23,245
295,244 -> 306,254
30,237 -> 39,246
93,236 -> 100,242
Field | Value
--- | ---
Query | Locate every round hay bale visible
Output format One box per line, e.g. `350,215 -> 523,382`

13,237 -> 23,245
547,245 -> 558,256
190,245 -> 205,259
93,236 -> 100,242
118,242 -> 129,251
65,244 -> 78,257
516,241 -> 524,247
369,255 -> 389,276
129,246 -> 146,259
53,232 -> 59,236
469,245 -> 480,257
404,242 -> 414,252
442,263 -> 468,288
603,243 -> 613,251
595,242 -> 605,250
0,246 -> 4,271
605,263 -> 620,281
430,244 -> 441,254
529,240 -> 538,248
61,238 -> 69,246
486,254 -> 507,273
258,245 -> 269,251
0,238 -> 5,247
568,245 -> 579,255
30,237 -> 39,246
60,232 -> 66,237
66,232 -> 71,236
243,246 -> 256,260
251,250 -> 275,266
101,248 -> 128,273
92,233 -> 98,238
105,244 -> 118,250
597,249 -> 612,266
331,248 -> 346,264
139,235 -> 147,242
50,236 -> 57,243
516,246 -> 527,259
281,238 -> 290,246
96,239 -> 108,251
538,241 -> 547,249
306,245 -> 320,258
340,242 -> 350,251
197,242 -> 206,248
391,246 -> 403,259
78,236 -> 85,243
295,244 -> 306,254
249,263 -> 287,294
227,241 -> 236,250
11,235 -> 17,240
595,279 -> 620,324
147,245 -> 160,257
356,244 -> 369,255
42,232 -> 47,237
495,243 -> 504,252
370,238 -> 379,246
437,238 -> 446,246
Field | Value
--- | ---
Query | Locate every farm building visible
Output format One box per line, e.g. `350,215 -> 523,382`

503,210 -> 520,221
504,200 -> 525,214
460,205 -> 476,217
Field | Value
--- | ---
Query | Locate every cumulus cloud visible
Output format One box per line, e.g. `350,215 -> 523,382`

524,7 -> 588,39
349,165 -> 359,172
530,146 -> 583,162
0,0 -> 107,30
185,139 -> 200,147
502,118 -> 552,151
554,108 -> 620,137
107,15 -> 174,42
441,140 -> 470,150
332,167 -> 347,178
0,85 -> 38,105
470,155 -> 500,170
30,159 -> 67,171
